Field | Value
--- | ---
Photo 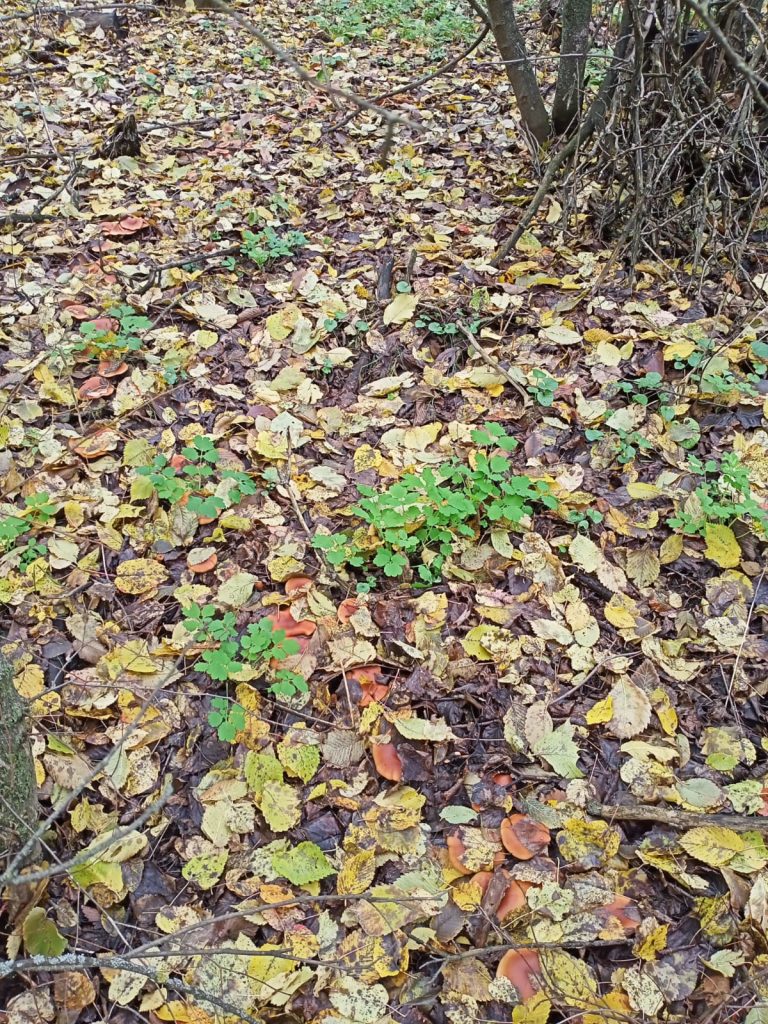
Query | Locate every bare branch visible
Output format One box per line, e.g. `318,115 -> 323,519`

178,0 -> 420,157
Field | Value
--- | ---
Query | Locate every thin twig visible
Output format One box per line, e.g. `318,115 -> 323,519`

588,800 -> 768,832
370,24 -> 490,104
457,322 -> 530,407
178,0 -> 419,159
0,160 -> 80,227
2,781 -> 172,886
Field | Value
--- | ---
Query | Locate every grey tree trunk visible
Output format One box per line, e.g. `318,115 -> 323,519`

486,0 -> 551,143
0,655 -> 39,860
551,0 -> 592,135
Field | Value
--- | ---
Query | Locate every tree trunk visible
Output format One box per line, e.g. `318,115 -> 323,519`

551,0 -> 592,135
486,0 -> 551,143
0,655 -> 39,861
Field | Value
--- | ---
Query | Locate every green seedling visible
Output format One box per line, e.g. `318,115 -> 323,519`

208,697 -> 246,743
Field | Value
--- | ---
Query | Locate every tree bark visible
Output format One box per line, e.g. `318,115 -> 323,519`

486,0 -> 551,142
551,0 -> 592,134
0,655 -> 39,861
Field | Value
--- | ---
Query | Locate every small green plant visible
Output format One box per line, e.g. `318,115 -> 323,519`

183,603 -> 238,643
312,532 -> 367,570
208,696 -> 246,743
0,492 -> 57,553
241,619 -> 301,663
615,372 -> 677,422
134,436 -> 257,521
528,368 -> 559,407
18,537 -> 48,571
615,430 -> 654,465
0,514 -> 28,549
198,642 -> 244,682
414,316 -> 459,338
667,452 -> 768,536
136,456 -> 188,504
585,427 -> 654,465
241,226 -> 307,267
312,0 -> 474,53
196,617 -> 307,713
322,311 -> 370,335
270,669 -> 309,699
314,422 -> 557,585
76,305 -> 151,357
673,338 -> 762,400
567,508 -> 603,533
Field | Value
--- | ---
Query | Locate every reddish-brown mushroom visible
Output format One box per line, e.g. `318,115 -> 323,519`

285,576 -> 314,595
497,879 -> 532,920
496,949 -> 543,1001
500,814 -> 551,860
594,894 -> 642,934
492,772 -> 514,787
77,376 -> 114,400
348,665 -> 389,707
446,835 -> 475,875
371,742 -> 403,782
337,598 -> 360,624
188,552 -> 217,574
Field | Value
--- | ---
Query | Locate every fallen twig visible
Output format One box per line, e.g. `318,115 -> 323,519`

588,800 -> 768,832
175,0 -> 420,160
0,159 -> 80,228
371,24 -> 490,104
457,321 -> 531,407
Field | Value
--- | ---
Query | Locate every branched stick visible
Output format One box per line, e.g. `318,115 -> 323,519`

0,160 -> 80,228
369,24 -> 490,104
588,800 -> 768,832
496,1 -> 633,260
1,780 -> 172,886
179,0 -> 419,158
457,322 -> 530,407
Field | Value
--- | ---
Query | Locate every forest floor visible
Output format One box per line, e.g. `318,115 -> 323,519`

2,2 -> 768,1023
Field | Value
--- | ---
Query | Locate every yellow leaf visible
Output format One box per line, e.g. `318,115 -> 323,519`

583,328 -> 615,344
586,696 -> 613,725
539,948 -> 597,1009
451,876 -> 486,910
634,922 -> 669,960
513,993 -> 552,1024
100,640 -> 157,678
337,850 -> 376,895
604,592 -> 640,629
608,676 -> 652,739
382,292 -> 418,325
679,825 -> 745,867
650,688 -> 678,736
15,664 -> 45,699
266,303 -> 302,341
182,850 -> 228,890
626,482 -> 662,499
704,523 -> 741,568
625,547 -> 660,588
659,532 -> 683,564
115,558 -> 169,595
569,534 -> 601,573
259,780 -> 301,833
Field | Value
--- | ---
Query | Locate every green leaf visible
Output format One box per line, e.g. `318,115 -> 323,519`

23,908 -> 67,956
439,805 -> 478,824
272,841 -> 336,884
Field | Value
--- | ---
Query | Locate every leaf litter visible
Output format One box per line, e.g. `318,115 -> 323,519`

1,1 -> 768,1022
